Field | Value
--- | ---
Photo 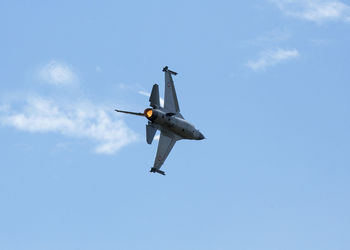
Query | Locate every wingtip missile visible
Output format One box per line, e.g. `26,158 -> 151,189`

150,167 -> 166,176
162,66 -> 177,75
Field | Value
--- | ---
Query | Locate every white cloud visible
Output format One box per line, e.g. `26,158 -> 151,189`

39,60 -> 78,86
247,48 -> 299,71
138,91 -> 164,107
245,29 -> 291,47
0,96 -> 138,154
271,0 -> 350,23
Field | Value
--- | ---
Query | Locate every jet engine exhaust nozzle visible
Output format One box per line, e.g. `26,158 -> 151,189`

144,108 -> 157,121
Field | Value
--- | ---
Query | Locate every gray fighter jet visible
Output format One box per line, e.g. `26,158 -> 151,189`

115,66 -> 205,175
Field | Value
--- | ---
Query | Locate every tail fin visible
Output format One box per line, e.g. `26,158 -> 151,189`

149,84 -> 160,108
146,124 -> 158,144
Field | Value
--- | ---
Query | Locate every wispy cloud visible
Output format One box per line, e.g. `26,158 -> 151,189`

138,91 -> 164,107
39,60 -> 78,86
271,0 -> 350,23
246,48 -> 299,71
244,29 -> 292,47
0,96 -> 138,154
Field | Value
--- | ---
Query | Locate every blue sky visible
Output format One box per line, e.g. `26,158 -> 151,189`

0,1 -> 349,249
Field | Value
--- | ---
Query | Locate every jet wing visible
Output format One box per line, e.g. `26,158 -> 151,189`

150,130 -> 178,175
163,66 -> 180,114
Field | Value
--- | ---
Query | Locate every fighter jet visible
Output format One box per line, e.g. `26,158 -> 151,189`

115,66 -> 205,175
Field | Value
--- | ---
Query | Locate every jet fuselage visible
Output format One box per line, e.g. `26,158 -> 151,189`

144,108 -> 204,140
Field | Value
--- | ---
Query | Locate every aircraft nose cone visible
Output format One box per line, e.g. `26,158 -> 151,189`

198,132 -> 205,140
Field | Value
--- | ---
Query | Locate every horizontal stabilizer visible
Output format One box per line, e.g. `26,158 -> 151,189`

149,84 -> 160,108
146,124 -> 157,144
